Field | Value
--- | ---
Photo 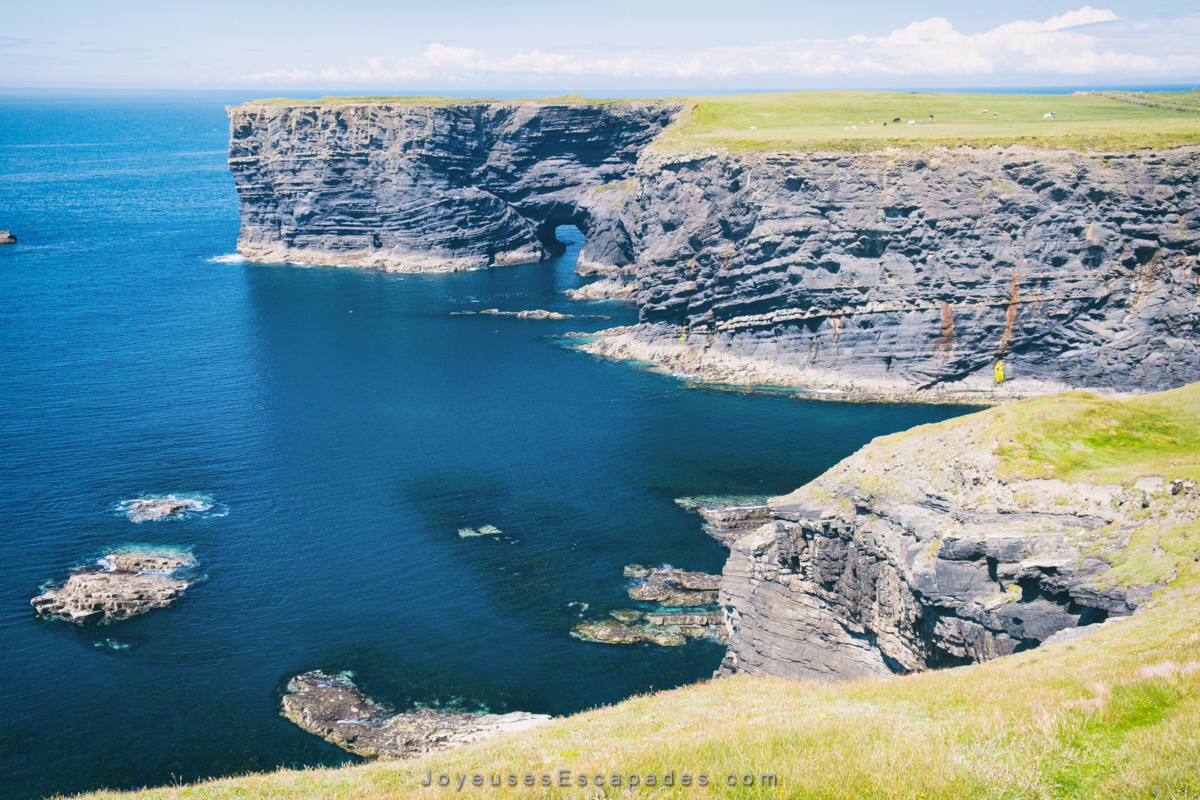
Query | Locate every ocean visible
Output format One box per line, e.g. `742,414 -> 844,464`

0,93 -> 971,799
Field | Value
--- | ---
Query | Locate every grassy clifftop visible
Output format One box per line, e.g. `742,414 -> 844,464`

240,90 -> 1200,152
658,90 -> 1200,152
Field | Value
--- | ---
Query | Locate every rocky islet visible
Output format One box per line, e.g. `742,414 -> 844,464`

31,550 -> 196,624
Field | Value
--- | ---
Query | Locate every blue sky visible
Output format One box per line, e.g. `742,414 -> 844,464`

3,1 -> 1199,90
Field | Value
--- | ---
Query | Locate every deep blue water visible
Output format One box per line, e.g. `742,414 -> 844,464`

0,94 -> 972,800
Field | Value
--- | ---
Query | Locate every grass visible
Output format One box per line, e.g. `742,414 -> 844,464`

72,584 -> 1200,799
70,383 -> 1200,799
1101,91 -> 1200,113
656,90 -> 1200,153
987,383 -> 1200,485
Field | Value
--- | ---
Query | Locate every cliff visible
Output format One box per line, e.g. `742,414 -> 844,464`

718,381 -> 1200,682
589,145 -> 1200,398
227,100 -> 679,272
228,100 -> 1200,398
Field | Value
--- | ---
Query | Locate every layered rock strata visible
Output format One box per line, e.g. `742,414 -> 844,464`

586,146 -> 1200,398
572,566 -> 725,645
716,402 -> 1189,682
624,565 -> 720,606
281,672 -> 548,759
228,99 -> 1200,397
32,551 -> 195,624
227,100 -> 679,271
676,500 -> 773,548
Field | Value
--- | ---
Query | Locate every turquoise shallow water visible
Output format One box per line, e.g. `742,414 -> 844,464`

0,93 -> 973,799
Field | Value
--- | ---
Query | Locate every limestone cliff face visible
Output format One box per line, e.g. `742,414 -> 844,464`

593,146 -> 1200,397
227,100 -> 679,271
227,102 -> 1199,396
716,401 -> 1196,682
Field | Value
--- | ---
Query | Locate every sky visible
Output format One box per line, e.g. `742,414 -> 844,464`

3,1 -> 1199,92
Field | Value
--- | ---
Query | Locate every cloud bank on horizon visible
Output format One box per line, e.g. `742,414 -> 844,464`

237,6 -> 1199,87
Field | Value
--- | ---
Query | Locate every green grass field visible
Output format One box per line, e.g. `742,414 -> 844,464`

660,90 -> 1200,152
74,383 -> 1200,800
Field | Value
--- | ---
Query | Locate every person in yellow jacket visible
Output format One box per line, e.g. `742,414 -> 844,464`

994,360 -> 1005,384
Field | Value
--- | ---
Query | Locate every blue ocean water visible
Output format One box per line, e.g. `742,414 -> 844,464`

0,94 -> 972,800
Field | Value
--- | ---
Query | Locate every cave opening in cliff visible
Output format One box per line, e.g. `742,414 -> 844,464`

552,223 -> 585,255
534,212 -> 588,259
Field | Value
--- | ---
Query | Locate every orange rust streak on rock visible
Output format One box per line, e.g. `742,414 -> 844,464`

937,301 -> 956,350
999,272 -> 1020,356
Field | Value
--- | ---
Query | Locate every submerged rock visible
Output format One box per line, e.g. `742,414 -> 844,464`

452,309 -> 610,320
119,494 -> 213,523
571,610 -> 726,647
32,550 -> 196,624
281,671 -> 548,759
564,274 -> 636,301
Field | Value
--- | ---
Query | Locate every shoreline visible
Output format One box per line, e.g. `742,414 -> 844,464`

569,327 -> 1127,406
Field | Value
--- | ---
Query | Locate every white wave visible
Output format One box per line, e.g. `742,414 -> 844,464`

207,254 -> 246,264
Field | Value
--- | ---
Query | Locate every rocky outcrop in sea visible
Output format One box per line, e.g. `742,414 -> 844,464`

0,230 -> 16,245
118,494 -> 215,522
571,566 -> 725,646
281,671 -> 548,759
32,550 -> 197,624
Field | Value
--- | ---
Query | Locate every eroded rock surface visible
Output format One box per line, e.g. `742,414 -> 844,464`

676,500 -> 773,549
564,274 -> 637,301
32,551 -> 195,624
572,610 -> 725,646
450,308 -> 610,320
586,146 -> 1200,398
625,565 -> 720,606
281,672 -> 548,759
717,405 -> 1187,682
227,100 -> 679,272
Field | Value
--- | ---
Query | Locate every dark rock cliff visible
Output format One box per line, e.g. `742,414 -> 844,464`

228,102 -> 1200,397
589,146 -> 1200,398
227,100 -> 679,272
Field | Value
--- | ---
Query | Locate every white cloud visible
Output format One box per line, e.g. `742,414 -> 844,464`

231,7 -> 1200,85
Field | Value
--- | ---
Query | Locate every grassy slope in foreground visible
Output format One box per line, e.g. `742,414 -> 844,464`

78,384 -> 1200,800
